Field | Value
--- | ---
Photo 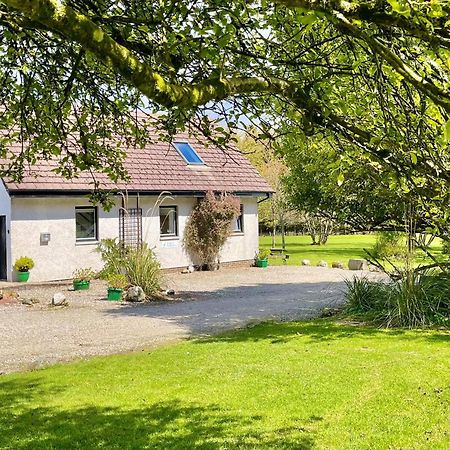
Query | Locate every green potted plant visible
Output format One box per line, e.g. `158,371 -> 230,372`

255,249 -> 270,268
14,256 -> 35,282
72,267 -> 95,290
106,273 -> 128,301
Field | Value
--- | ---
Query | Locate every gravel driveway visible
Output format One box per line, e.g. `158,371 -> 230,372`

0,266 -> 373,374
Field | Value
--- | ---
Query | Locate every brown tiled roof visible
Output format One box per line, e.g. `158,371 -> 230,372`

2,131 -> 273,195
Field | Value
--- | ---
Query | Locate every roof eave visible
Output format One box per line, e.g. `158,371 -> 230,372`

7,188 -> 274,197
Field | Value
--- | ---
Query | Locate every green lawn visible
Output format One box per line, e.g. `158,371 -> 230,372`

1,320 -> 449,449
259,234 -> 443,267
260,234 -> 377,266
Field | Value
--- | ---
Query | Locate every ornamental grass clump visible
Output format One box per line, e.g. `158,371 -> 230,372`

96,239 -> 161,297
344,270 -> 450,328
122,245 -> 161,296
183,191 -> 240,270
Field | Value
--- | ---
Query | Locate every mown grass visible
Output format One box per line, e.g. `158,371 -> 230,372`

1,320 -> 449,449
259,234 -> 443,267
259,234 -> 376,266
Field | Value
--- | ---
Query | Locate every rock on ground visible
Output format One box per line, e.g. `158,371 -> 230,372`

52,292 -> 67,306
126,286 -> 146,302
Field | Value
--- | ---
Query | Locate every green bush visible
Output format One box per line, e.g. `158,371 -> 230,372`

344,271 -> 450,328
256,248 -> 270,260
107,273 -> 128,290
14,256 -> 35,272
344,277 -> 389,315
96,239 -> 124,279
122,245 -> 161,296
73,267 -> 96,282
371,231 -> 406,259
97,239 -> 161,297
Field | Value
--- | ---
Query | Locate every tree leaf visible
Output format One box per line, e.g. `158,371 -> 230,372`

387,0 -> 411,16
443,118 -> 450,142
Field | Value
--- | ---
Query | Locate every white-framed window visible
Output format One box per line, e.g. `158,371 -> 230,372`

160,206 -> 178,237
173,142 -> 205,165
75,206 -> 98,242
233,204 -> 244,233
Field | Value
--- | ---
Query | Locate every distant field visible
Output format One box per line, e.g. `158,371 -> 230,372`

259,234 -> 443,267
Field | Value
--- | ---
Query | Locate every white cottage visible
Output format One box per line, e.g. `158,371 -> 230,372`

0,132 -> 272,281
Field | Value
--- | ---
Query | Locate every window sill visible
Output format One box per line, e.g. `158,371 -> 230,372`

75,240 -> 99,246
231,231 -> 245,236
160,236 -> 179,241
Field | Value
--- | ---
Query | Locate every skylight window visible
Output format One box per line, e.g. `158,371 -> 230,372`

174,142 -> 204,165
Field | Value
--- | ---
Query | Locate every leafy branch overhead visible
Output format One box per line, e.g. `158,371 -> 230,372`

5,0 -> 450,112
1,0 -> 450,230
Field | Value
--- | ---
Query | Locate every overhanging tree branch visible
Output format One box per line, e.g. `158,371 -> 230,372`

0,0 -> 378,143
0,0 -> 323,112
276,0 -> 450,45
1,0 -> 446,162
331,12 -> 450,113
276,0 -> 450,113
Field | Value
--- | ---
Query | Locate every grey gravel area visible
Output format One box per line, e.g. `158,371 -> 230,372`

0,266 -> 380,374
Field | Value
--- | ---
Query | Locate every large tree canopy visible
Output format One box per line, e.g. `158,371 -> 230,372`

1,0 -> 450,231
282,131 -> 429,232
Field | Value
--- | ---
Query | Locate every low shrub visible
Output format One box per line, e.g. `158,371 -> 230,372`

14,256 -> 35,272
107,273 -> 128,290
96,239 -> 161,297
96,239 -> 124,279
122,245 -> 161,296
183,191 -> 240,270
73,267 -> 96,282
344,271 -> 450,328
371,231 -> 406,259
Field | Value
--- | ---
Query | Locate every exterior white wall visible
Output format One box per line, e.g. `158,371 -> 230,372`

10,197 -> 120,282
9,195 -> 260,281
145,196 -> 259,268
220,197 -> 259,263
0,181 -> 12,280
140,196 -> 197,269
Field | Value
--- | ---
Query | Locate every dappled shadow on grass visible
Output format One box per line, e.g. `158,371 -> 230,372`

196,319 -> 450,346
0,379 -> 315,449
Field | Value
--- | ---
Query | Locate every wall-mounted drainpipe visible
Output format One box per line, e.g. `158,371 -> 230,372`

257,193 -> 271,204
257,193 -> 271,236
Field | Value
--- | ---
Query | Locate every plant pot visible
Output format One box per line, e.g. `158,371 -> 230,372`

107,288 -> 123,301
73,280 -> 90,291
256,258 -> 268,268
17,271 -> 30,282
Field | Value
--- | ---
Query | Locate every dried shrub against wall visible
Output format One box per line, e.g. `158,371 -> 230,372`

183,191 -> 240,270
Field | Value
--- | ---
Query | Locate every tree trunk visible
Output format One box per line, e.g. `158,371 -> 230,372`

318,218 -> 333,245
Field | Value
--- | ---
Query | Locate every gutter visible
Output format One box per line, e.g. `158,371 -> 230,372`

8,189 -> 273,198
258,193 -> 271,204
